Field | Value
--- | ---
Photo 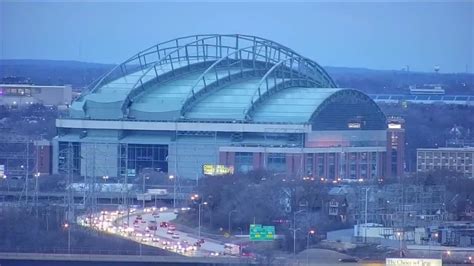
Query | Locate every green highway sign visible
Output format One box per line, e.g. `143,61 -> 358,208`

249,224 -> 275,241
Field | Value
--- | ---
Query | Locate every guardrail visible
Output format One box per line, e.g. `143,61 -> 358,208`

0,190 -> 189,200
0,251 -> 254,264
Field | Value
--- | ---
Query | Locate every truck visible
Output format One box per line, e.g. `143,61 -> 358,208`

223,243 -> 240,256
147,220 -> 158,230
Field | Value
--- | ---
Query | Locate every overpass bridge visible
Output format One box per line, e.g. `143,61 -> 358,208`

0,190 -> 190,206
0,252 -> 253,266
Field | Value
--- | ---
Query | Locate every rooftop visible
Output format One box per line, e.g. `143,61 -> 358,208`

68,34 -> 385,129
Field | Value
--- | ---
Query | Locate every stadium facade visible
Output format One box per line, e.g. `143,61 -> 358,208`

53,34 -> 393,181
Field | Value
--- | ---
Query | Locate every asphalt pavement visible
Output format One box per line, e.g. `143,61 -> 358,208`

77,207 -> 228,258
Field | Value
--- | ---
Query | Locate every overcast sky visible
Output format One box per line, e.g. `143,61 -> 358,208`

1,1 -> 473,73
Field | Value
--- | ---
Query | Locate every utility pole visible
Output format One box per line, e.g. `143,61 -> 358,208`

67,142 -> 74,222
25,141 -> 29,205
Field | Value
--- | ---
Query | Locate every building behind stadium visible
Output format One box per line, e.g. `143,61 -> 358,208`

53,34 -> 404,181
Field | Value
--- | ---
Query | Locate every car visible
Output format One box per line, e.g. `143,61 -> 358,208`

162,240 -> 170,246
209,252 -> 219,257
198,238 -> 205,244
173,209 -> 179,214
185,246 -> 197,252
152,237 -> 160,242
168,224 -> 176,230
160,222 -> 169,228
172,233 -> 179,239
167,229 -> 174,234
136,215 -> 142,220
241,252 -> 256,259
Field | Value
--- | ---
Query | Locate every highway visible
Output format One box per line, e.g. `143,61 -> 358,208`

77,207 -> 229,258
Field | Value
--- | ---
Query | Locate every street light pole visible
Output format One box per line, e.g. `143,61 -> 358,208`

68,225 -> 71,254
191,194 -> 207,239
364,187 -> 370,224
306,230 -> 315,265
198,202 -> 207,238
293,209 -> 305,256
396,231 -> 403,258
429,232 -> 438,258
228,210 -> 237,234
169,175 -> 176,208
198,203 -> 201,238
34,172 -> 40,216
64,223 -> 71,254
364,187 -> 371,243
143,176 -> 145,209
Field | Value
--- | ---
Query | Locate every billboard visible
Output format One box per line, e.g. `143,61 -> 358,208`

202,164 -> 234,176
386,258 -> 442,266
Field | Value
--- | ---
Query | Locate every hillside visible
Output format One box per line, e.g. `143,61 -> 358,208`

1,59 -> 473,94
0,59 -> 114,88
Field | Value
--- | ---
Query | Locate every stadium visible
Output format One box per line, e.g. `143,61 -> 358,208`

53,34 -> 391,182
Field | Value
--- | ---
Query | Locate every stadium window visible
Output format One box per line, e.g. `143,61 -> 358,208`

267,153 -> 286,172
235,152 -> 253,173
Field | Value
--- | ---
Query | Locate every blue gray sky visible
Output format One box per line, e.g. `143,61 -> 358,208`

1,1 -> 473,73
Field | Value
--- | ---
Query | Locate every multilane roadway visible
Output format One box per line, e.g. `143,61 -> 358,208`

77,208 -> 227,257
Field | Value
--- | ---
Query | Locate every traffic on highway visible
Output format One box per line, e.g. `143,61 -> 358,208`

76,207 -> 234,258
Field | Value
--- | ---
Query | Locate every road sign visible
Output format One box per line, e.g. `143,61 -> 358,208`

249,224 -> 275,241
